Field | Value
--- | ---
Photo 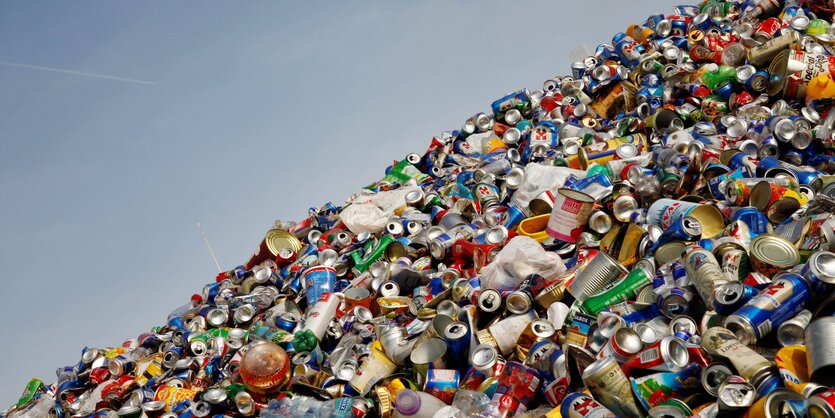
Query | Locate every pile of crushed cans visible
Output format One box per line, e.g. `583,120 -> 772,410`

8,0 -> 835,417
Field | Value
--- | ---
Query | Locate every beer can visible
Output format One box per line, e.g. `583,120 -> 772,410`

713,281 -> 759,316
631,363 -> 702,410
717,375 -> 757,412
683,245 -> 728,309
578,134 -> 647,169
580,268 -> 652,315
559,392 -> 616,418
806,317 -> 835,387
647,198 -> 724,238
515,319 -> 556,361
801,251 -> 835,293
581,356 -> 643,418
725,272 -> 811,345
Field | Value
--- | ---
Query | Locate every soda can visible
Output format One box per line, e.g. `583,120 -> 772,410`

657,287 -> 693,318
580,268 -> 652,315
443,321 -> 470,368
650,215 -> 702,254
302,292 -> 340,341
801,251 -> 835,293
559,392 -> 616,418
492,362 -> 542,418
808,389 -> 835,418
581,356 -> 643,418
647,399 -> 691,418
683,245 -> 728,309
578,134 -> 647,169
745,388 -> 806,418
806,317 -> 835,387
515,318 -> 556,361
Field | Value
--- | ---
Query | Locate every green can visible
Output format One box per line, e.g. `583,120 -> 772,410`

807,19 -> 831,36
16,378 -> 45,409
580,268 -> 652,315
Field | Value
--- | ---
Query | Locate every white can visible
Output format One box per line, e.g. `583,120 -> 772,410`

546,188 -> 595,243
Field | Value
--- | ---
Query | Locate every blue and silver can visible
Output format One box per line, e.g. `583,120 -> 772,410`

443,321 -> 471,370
650,215 -> 702,254
725,272 -> 811,345
303,265 -> 336,306
712,281 -> 759,316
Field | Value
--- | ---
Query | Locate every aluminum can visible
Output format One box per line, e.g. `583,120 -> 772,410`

580,268 -> 652,315
808,389 -> 835,418
701,362 -> 733,397
568,250 -> 628,302
301,292 -> 340,341
713,281 -> 759,316
776,309 -> 812,347
491,362 -> 542,418
745,388 -> 806,418
806,317 -> 835,387
682,245 -> 728,309
647,198 -> 724,238
701,327 -> 778,390
560,392 -> 616,418
443,321 -> 470,368
302,266 -> 336,306
581,356 -> 643,418
726,272 -> 811,346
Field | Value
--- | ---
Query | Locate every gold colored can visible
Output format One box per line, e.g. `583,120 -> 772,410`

578,134 -> 647,170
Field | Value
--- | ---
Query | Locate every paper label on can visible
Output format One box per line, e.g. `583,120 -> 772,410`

546,193 -> 593,242
489,314 -> 534,354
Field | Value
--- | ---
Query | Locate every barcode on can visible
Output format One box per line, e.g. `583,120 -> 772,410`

641,347 -> 660,364
757,320 -> 771,339
529,376 -> 541,392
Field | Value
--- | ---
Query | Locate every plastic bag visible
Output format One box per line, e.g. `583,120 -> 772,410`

510,163 -> 585,208
479,236 -> 566,292
340,186 -> 423,234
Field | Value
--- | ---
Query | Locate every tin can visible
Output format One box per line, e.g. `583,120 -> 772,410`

806,317 -> 835,387
546,188 -> 595,243
470,344 -> 501,378
725,272 -> 811,345
568,250 -> 628,302
580,268 -> 652,315
749,233 -> 800,278
410,338 -> 450,386
581,356 -> 643,418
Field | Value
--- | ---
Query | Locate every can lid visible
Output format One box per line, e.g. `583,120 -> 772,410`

750,233 -> 800,268
808,251 -> 835,284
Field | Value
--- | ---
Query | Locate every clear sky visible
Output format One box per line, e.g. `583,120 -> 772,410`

0,0 -> 675,406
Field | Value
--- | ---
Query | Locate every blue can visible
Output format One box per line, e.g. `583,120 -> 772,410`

561,392 -> 615,418
443,321 -> 471,369
303,266 -> 336,306
650,215 -> 702,254
490,89 -> 530,118
756,157 -> 822,186
731,207 -> 770,239
725,272 -> 811,345
713,281 -> 759,316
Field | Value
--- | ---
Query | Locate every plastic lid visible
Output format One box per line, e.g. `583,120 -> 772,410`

395,389 -> 421,416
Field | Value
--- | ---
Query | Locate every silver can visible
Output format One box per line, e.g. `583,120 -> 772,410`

806,317 -> 835,387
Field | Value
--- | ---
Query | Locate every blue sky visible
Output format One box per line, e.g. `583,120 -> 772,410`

0,1 -> 673,406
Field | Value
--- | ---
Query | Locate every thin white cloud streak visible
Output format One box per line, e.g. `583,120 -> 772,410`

0,60 -> 156,85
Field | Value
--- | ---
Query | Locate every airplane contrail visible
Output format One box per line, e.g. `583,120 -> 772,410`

0,60 -> 156,85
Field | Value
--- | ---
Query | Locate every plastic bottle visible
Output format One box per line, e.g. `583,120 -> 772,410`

392,389 -> 447,418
